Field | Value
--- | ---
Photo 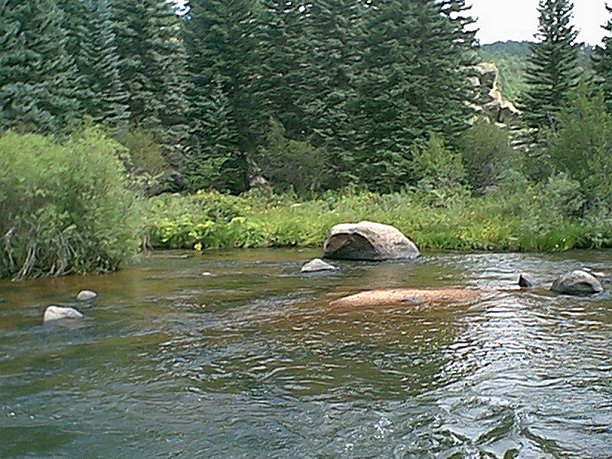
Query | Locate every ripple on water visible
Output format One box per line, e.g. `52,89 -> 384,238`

0,249 -> 610,457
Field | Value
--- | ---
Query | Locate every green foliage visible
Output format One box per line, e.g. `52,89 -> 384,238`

256,119 -> 331,196
114,128 -> 172,195
72,0 -> 131,129
592,4 -> 612,112
184,0 -> 268,193
547,81 -> 612,212
0,0 -> 81,133
460,120 -> 519,191
520,0 -> 580,130
0,129 -> 141,279
411,134 -> 466,201
110,0 -> 190,169
144,184 -> 612,253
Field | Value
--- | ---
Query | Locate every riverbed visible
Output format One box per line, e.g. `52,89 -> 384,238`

0,249 -> 610,457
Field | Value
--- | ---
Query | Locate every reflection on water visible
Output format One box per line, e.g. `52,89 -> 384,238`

0,249 -> 610,457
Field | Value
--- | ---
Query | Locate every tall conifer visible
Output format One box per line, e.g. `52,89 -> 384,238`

520,0 -> 580,130
111,0 -> 190,169
184,0 -> 268,193
592,4 -> 612,111
0,0 -> 81,132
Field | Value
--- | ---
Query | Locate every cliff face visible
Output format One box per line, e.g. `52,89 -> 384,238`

470,63 -> 520,124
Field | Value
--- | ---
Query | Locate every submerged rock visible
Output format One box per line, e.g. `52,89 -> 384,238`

76,290 -> 97,301
43,306 -> 83,323
301,258 -> 338,274
329,288 -> 481,308
323,221 -> 420,261
551,270 -> 603,296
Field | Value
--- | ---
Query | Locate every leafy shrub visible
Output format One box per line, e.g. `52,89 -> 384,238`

256,119 -> 332,196
460,120 -> 520,192
0,128 -> 141,279
114,127 -> 173,195
410,133 -> 468,207
547,82 -> 612,213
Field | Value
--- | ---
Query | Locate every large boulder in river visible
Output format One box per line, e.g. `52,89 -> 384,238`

43,306 -> 83,323
551,270 -> 604,296
323,221 -> 420,261
329,288 -> 482,308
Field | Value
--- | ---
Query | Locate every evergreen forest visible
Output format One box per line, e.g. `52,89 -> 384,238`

0,0 -> 611,279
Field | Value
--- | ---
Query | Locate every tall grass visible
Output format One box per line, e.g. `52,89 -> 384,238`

0,128 -> 141,279
143,181 -> 611,253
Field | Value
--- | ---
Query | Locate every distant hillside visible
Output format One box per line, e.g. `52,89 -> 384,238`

478,41 -> 594,103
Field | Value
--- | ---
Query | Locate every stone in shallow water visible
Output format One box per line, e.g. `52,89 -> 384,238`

329,288 -> 482,308
551,270 -> 603,295
43,306 -> 83,323
300,258 -> 338,274
518,274 -> 535,288
76,290 -> 97,301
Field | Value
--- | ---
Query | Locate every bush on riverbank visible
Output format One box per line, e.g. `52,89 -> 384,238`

144,178 -> 612,253
0,129 -> 141,279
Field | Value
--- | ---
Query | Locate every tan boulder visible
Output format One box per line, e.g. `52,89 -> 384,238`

329,288 -> 482,308
323,221 -> 420,261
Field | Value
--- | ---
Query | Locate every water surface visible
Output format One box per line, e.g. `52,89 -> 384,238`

0,249 -> 610,458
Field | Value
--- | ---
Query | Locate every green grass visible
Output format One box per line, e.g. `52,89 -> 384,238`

143,187 -> 612,253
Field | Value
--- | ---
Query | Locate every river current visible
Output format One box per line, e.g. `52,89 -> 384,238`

0,249 -> 610,458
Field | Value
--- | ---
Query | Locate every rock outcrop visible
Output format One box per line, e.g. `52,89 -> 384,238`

551,270 -> 604,296
470,63 -> 520,124
43,306 -> 84,323
323,221 -> 420,261
329,288 -> 482,308
301,258 -> 339,274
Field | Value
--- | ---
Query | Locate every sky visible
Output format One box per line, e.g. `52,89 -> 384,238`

469,0 -> 609,45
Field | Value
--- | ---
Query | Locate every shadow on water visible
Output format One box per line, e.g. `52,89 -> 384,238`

0,248 -> 610,457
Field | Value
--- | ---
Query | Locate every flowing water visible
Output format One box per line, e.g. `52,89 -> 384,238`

0,249 -> 610,458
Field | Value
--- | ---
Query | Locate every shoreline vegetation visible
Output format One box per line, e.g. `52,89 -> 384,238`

1,124 -> 610,280
144,188 -> 612,254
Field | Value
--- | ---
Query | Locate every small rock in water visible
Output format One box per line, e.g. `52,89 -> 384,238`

201,271 -> 216,277
551,270 -> 603,296
76,290 -> 97,301
518,274 -> 535,288
43,306 -> 83,323
301,258 -> 339,274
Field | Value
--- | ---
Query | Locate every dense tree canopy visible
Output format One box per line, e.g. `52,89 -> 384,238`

0,0 -> 608,199
0,0 -> 81,132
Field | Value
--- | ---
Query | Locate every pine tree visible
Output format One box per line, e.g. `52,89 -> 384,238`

183,0 -> 268,193
592,4 -> 612,112
297,0 -> 363,184
111,0 -> 190,171
75,0 -> 131,129
0,0 -> 81,132
520,0 -> 580,130
350,0 -> 478,192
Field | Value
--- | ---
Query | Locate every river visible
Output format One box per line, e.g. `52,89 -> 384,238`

0,249 -> 610,458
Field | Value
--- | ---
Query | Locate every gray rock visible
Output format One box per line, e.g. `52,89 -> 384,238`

76,290 -> 97,301
324,221 -> 420,261
551,270 -> 604,296
43,306 -> 83,323
518,274 -> 535,288
301,258 -> 338,274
